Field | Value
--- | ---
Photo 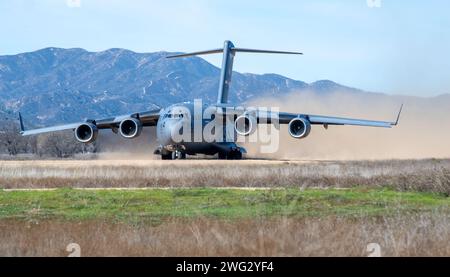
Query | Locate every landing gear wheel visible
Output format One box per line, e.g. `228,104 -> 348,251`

161,153 -> 172,160
218,152 -> 227,160
227,150 -> 243,160
234,151 -> 242,160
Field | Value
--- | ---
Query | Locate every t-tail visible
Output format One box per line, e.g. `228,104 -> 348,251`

167,40 -> 302,104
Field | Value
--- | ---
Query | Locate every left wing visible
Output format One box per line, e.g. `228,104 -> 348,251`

19,109 -> 161,136
215,104 -> 403,128
276,109 -> 402,128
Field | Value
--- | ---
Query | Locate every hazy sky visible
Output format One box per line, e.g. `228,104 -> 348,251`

1,0 -> 449,96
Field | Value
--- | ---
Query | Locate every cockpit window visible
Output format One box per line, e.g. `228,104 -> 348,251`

167,113 -> 184,119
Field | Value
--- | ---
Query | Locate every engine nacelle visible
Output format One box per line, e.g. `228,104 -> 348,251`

288,117 -> 311,139
74,123 -> 98,143
235,114 -> 257,136
119,118 -> 143,139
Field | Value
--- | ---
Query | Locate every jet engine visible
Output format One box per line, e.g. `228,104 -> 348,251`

74,123 -> 98,143
119,118 -> 143,139
234,114 -> 257,136
288,117 -> 311,139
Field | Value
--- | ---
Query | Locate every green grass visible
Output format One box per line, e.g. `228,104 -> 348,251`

1,187 -> 449,223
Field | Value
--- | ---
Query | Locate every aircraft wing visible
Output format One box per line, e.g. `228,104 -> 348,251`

19,109 -> 161,136
215,104 -> 402,128
275,112 -> 399,128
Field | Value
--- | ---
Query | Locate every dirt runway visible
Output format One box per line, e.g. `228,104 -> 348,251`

1,158 -> 449,192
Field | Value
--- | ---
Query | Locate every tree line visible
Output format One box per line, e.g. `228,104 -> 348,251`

0,122 -> 97,158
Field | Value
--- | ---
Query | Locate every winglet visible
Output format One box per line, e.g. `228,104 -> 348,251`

392,104 -> 403,126
18,112 -> 25,134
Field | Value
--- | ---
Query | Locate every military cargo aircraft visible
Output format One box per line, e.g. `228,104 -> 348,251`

19,41 -> 402,160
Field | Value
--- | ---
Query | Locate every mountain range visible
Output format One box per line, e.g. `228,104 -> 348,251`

0,47 -> 445,127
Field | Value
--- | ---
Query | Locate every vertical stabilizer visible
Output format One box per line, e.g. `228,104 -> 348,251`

217,41 -> 235,104
166,41 -> 302,105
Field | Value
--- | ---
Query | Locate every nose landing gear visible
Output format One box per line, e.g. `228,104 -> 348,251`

172,150 -> 186,160
161,150 -> 186,160
161,151 -> 186,160
158,144 -> 187,160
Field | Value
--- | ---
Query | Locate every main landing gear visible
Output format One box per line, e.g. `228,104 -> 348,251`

218,150 -> 243,160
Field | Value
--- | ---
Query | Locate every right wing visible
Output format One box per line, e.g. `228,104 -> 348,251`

19,109 -> 161,136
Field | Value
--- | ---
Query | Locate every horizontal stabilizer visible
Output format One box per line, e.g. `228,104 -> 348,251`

166,49 -> 223,58
166,47 -> 302,59
232,48 -> 302,55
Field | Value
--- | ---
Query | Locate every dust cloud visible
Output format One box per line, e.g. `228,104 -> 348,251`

93,91 -> 450,160
95,127 -> 159,160
246,90 -> 450,160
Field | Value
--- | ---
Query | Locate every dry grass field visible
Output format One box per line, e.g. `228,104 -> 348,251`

1,158 -> 450,194
1,158 -> 450,256
2,213 -> 450,256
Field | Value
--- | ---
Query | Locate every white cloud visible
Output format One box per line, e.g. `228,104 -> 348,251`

66,0 -> 81,8
367,0 -> 382,8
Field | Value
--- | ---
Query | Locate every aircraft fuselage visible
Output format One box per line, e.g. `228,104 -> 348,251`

156,102 -> 243,159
